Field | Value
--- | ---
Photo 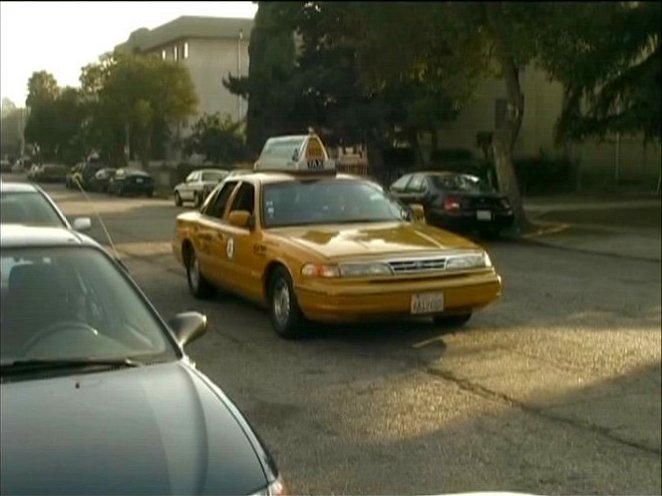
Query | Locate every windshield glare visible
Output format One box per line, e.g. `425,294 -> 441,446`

262,179 -> 411,227
0,192 -> 66,227
0,247 -> 177,366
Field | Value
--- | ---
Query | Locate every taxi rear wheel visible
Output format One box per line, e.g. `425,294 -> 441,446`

433,312 -> 472,328
186,248 -> 213,299
269,267 -> 303,339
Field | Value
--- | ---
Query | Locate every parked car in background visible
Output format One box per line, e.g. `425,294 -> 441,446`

29,163 -> 68,183
1,159 -> 12,173
0,181 -> 91,232
174,168 -> 229,207
0,225 -> 286,496
389,171 -> 514,238
26,164 -> 43,181
108,168 -> 154,197
65,163 -> 84,189
90,167 -> 117,193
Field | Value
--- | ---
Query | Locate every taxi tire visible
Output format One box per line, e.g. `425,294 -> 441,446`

433,312 -> 472,328
187,249 -> 214,299
268,267 -> 304,339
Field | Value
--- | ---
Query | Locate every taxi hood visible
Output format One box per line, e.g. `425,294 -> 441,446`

273,221 -> 480,260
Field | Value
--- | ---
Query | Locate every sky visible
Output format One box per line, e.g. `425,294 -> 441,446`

0,1 -> 258,107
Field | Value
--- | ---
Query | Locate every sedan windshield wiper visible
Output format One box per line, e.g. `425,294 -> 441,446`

0,357 -> 144,375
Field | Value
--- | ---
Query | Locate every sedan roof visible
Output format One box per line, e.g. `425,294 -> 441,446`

0,225 -> 99,249
0,182 -> 38,193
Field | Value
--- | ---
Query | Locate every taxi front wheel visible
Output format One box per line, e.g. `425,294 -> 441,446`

269,267 -> 304,339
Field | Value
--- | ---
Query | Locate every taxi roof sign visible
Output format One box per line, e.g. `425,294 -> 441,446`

253,134 -> 336,173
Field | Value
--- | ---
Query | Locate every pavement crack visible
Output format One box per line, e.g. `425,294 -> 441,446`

423,366 -> 661,456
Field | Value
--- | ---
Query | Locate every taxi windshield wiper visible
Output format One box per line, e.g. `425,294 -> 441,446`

0,357 -> 144,375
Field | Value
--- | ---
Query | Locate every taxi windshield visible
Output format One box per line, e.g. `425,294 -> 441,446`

262,179 -> 410,227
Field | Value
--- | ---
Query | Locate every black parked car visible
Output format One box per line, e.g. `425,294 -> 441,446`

90,167 -> 117,193
0,225 -> 286,495
108,168 -> 154,197
389,171 -> 514,238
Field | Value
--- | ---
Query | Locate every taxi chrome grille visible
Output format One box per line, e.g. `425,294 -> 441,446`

387,257 -> 447,274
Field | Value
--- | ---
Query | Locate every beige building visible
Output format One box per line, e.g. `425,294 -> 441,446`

435,66 -> 661,190
115,16 -> 253,159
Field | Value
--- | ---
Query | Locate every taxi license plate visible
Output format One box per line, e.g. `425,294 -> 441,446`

411,293 -> 444,315
476,209 -> 492,221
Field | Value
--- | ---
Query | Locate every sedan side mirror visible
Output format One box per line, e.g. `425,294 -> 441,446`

228,210 -> 254,229
410,204 -> 426,223
72,217 -> 92,232
168,311 -> 208,347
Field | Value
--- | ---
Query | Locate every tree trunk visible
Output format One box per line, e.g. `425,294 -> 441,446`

366,134 -> 385,185
485,3 -> 530,233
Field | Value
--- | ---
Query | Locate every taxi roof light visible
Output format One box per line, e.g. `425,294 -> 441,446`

254,134 -> 336,175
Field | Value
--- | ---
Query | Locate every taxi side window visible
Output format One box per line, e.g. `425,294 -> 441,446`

204,181 -> 238,219
228,183 -> 255,215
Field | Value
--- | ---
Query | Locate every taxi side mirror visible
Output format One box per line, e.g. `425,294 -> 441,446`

228,210 -> 253,229
410,204 -> 426,223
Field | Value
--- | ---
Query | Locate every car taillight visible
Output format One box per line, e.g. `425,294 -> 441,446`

444,196 -> 461,211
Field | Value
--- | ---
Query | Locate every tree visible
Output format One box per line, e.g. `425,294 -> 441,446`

26,71 -> 59,108
81,52 -> 198,166
183,113 -> 247,165
535,2 -> 661,143
224,2 -> 300,156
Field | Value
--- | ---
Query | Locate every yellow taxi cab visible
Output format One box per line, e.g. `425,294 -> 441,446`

172,133 -> 502,338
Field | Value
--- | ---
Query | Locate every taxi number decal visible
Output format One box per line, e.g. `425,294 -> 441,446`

307,159 -> 325,170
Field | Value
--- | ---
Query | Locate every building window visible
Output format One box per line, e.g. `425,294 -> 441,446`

183,42 -> 189,59
161,50 -> 166,60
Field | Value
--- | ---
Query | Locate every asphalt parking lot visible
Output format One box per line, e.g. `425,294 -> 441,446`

7,177 -> 662,495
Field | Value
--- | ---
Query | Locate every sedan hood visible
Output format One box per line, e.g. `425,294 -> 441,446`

0,362 -> 267,495
274,221 -> 480,259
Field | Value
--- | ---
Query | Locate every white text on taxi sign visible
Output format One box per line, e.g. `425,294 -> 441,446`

253,134 -> 336,173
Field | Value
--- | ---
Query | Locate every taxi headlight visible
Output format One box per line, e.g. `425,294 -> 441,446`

445,253 -> 489,270
338,262 -> 393,277
301,263 -> 340,278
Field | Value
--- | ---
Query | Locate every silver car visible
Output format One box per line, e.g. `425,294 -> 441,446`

174,169 -> 228,208
0,181 -> 91,232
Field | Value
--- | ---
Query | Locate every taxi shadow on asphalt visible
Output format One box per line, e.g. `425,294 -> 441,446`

274,361 -> 661,495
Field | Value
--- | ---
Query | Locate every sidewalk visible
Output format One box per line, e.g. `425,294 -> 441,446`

519,197 -> 661,262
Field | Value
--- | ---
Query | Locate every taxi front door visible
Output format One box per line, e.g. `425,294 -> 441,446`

219,182 -> 265,302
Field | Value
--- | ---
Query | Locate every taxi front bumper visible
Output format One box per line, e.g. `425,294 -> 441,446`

294,270 -> 501,323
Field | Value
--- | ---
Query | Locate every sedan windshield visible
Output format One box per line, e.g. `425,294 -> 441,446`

0,192 -> 66,227
262,179 -> 410,227
0,247 -> 177,367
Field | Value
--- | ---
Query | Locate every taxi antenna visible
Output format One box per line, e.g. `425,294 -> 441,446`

73,176 -> 122,262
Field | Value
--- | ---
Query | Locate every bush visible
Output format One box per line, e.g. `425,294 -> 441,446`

513,152 -> 579,195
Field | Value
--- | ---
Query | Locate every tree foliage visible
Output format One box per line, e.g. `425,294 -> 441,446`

81,52 -> 198,166
535,2 -> 661,143
183,113 -> 247,165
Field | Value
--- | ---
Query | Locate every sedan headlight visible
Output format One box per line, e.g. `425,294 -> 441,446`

250,476 -> 287,496
445,252 -> 491,270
